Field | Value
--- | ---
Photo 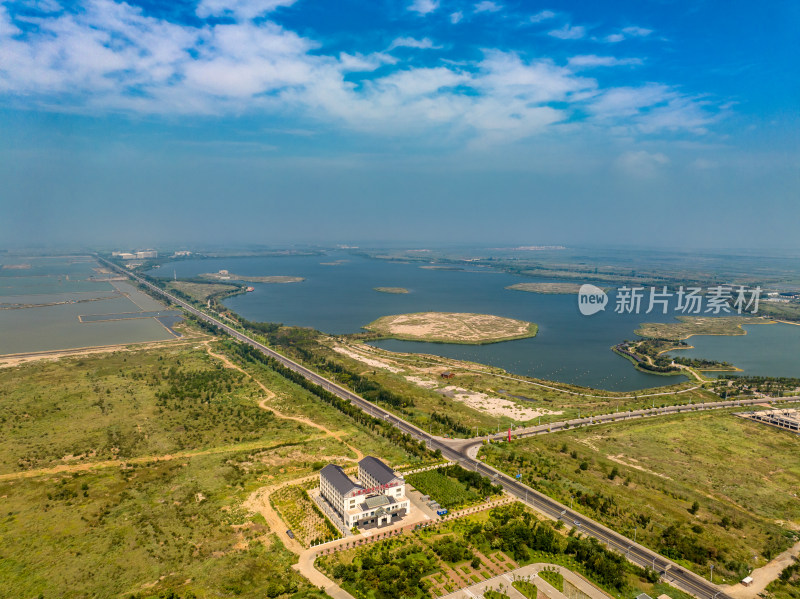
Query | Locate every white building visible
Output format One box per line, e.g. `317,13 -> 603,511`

136,250 -> 158,259
319,457 -> 410,529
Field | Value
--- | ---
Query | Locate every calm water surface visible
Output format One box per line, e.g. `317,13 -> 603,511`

152,253 -> 698,391
149,253 -> 800,390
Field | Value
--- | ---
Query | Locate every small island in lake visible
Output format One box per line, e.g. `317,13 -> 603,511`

635,315 -> 771,341
506,282 -> 585,294
374,287 -> 409,294
200,271 -> 304,284
365,311 -> 537,344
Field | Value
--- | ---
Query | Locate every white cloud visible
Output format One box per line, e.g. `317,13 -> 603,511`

588,84 -> 672,118
622,26 -> 652,37
474,1 -> 501,13
0,0 -> 723,145
616,150 -> 669,177
196,0 -> 297,19
339,52 -> 396,72
604,26 -> 653,43
568,55 -> 642,68
407,0 -> 438,16
548,24 -> 585,40
450,11 -> 463,24
388,37 -> 441,50
476,51 -> 596,103
375,67 -> 469,97
529,10 -> 556,23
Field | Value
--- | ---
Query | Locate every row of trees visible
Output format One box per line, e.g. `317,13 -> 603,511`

223,340 -> 433,460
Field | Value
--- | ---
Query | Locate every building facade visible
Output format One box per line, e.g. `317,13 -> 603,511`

319,457 -> 410,529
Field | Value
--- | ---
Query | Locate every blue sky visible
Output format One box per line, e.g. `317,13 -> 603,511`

0,0 -> 797,249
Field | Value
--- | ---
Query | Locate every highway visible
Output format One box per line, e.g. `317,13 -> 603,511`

101,257 -> 734,599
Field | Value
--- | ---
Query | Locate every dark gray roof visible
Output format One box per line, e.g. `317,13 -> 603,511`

359,456 -> 400,486
321,464 -> 362,496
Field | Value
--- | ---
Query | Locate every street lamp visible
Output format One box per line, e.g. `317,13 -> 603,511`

709,564 -> 714,583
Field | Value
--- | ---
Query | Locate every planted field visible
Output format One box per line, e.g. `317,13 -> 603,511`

406,465 -> 502,510
481,410 -> 800,581
407,470 -> 481,509
271,485 -> 340,546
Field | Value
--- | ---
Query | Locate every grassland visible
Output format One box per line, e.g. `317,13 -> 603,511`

374,287 -> 409,294
635,315 -> 770,341
480,410 -> 800,581
0,453 -> 331,599
317,340 -> 719,435
505,283 -> 584,294
0,334 -> 427,597
364,312 -> 538,345
200,273 -> 304,283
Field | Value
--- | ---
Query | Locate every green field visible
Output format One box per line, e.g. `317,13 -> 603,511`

406,465 -> 501,510
0,453 -> 331,599
0,335 -> 426,597
481,410 -> 800,581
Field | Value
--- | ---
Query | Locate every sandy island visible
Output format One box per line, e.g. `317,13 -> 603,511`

365,312 -> 538,344
374,287 -> 409,294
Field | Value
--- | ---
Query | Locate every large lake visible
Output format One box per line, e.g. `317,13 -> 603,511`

150,253 -> 800,391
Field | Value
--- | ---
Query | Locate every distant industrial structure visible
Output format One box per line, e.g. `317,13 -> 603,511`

112,250 -> 158,260
739,408 -> 800,434
319,457 -> 410,530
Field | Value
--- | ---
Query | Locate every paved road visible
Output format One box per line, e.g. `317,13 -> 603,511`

443,396 -> 800,455
102,257 -> 740,599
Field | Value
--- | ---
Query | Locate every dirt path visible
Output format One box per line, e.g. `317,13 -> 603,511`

0,437 -> 319,482
204,344 -> 363,461
724,540 -> 800,598
0,335 -> 206,369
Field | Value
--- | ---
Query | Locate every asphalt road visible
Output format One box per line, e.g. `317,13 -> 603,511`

102,257 -> 736,599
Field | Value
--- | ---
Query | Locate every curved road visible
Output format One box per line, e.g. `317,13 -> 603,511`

103,258 -> 740,599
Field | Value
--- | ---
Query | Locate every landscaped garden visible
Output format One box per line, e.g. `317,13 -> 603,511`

271,484 -> 341,547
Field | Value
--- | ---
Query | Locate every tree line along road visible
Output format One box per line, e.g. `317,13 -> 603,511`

100,256 -> 739,599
